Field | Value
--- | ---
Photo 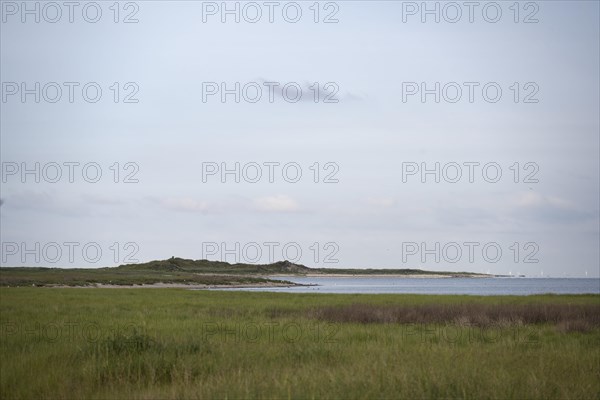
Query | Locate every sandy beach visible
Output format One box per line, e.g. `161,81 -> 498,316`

271,273 -> 489,278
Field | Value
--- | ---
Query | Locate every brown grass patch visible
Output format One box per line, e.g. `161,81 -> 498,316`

309,303 -> 600,332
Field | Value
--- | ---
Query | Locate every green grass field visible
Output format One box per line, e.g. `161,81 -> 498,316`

1,288 -> 599,399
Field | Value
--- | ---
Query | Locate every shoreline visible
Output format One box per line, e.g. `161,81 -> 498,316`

4,274 -> 491,289
268,274 -> 490,278
39,281 -> 303,289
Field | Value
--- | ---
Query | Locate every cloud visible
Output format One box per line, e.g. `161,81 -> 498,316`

434,205 -> 500,228
513,192 -> 572,209
161,197 -> 209,213
257,78 -> 362,103
254,194 -> 299,212
1,190 -> 94,217
510,191 -> 593,224
81,193 -> 126,206
366,197 -> 396,208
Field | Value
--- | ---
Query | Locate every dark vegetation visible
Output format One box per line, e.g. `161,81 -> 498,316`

305,302 -> 600,332
0,263 -> 289,287
123,257 -> 485,276
0,257 -> 486,287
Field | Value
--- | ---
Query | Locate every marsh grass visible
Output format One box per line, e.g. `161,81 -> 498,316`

308,303 -> 600,332
1,289 -> 599,399
0,266 -> 283,287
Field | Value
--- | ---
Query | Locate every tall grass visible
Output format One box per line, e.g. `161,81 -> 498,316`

1,289 -> 599,399
308,303 -> 600,332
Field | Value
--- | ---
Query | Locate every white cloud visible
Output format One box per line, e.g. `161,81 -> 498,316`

513,192 -> 573,209
162,197 -> 209,213
81,193 -> 125,206
254,195 -> 299,212
366,197 -> 396,208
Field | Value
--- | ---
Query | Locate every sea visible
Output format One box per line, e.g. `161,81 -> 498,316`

214,277 -> 600,295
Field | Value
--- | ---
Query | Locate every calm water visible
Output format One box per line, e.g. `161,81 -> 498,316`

216,277 -> 600,295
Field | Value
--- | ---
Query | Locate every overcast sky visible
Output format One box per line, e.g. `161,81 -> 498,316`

1,1 -> 598,277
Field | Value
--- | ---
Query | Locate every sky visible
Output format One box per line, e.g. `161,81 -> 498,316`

0,0 -> 599,277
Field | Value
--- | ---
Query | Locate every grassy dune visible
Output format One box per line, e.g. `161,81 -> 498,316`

1,289 -> 599,399
0,258 -> 486,287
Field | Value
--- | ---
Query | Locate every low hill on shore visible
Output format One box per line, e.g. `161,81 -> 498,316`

118,258 -> 315,275
0,258 -> 488,287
